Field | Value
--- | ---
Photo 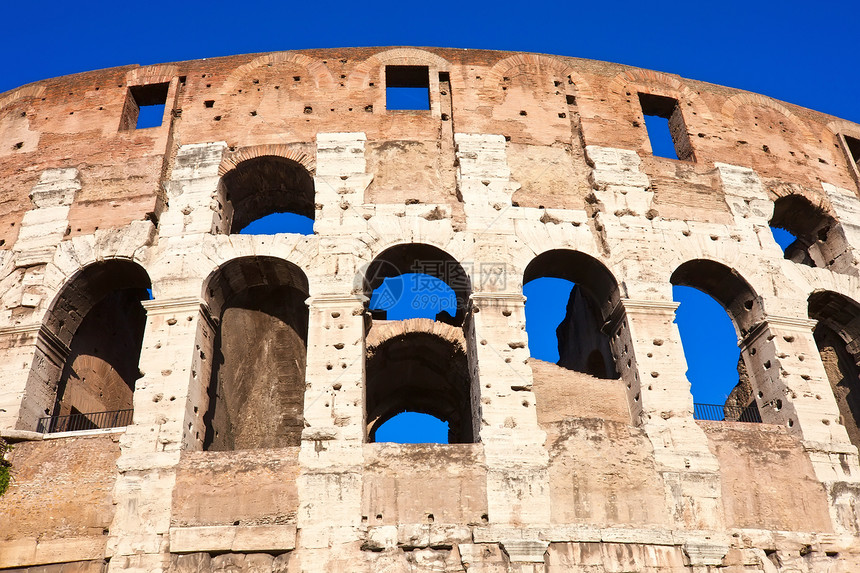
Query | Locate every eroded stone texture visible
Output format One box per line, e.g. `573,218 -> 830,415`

2,47 -> 860,572
171,448 -> 300,527
206,286 -> 308,450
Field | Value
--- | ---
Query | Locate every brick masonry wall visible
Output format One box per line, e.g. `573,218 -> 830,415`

2,48 -> 860,572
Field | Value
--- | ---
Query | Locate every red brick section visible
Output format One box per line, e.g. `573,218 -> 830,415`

1,47 -> 858,248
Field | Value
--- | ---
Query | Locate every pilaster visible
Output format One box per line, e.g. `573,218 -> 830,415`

471,291 -> 551,526
106,296 -> 212,573
611,298 -> 724,531
297,293 -> 367,565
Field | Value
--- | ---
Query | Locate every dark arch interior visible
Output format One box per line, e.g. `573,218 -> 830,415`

220,156 -> 315,234
203,257 -> 309,450
770,195 -> 837,267
47,260 -> 151,430
523,250 -> 620,378
809,291 -> 860,448
670,259 -> 762,337
366,332 -> 473,443
364,244 -> 470,325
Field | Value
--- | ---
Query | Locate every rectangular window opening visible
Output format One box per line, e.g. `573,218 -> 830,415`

385,65 -> 430,111
121,82 -> 170,130
638,92 -> 694,161
844,135 -> 860,166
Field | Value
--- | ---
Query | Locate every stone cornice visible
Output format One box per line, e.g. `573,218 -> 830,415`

604,298 -> 679,334
741,315 -> 818,350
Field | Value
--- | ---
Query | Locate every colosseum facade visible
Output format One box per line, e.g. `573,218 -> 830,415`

1,47 -> 860,572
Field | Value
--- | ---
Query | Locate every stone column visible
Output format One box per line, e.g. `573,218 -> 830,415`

0,324 -> 65,431
501,539 -> 550,572
611,298 -> 724,532
295,293 -> 366,572
313,132 -> 373,238
13,168 -> 80,267
741,316 -> 859,469
471,292 -> 551,527
129,296 -> 215,453
159,143 -> 227,238
106,296 -> 212,573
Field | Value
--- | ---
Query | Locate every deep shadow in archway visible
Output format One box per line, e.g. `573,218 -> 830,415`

219,156 -> 315,234
203,256 -> 309,450
42,260 -> 151,431
770,195 -> 847,270
366,327 -> 473,444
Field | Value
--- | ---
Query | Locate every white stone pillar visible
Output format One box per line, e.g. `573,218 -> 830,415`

822,182 -> 860,275
611,298 -> 724,531
454,133 -> 519,233
471,292 -> 551,526
159,142 -> 227,238
106,296 -> 212,573
741,316 -> 859,474
314,132 -> 373,237
0,323 -> 65,431
13,168 -> 79,267
128,296 -> 214,452
296,294 -> 366,570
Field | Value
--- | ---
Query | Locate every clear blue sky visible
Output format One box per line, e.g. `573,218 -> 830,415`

3,1 -> 857,124
7,1 -> 855,440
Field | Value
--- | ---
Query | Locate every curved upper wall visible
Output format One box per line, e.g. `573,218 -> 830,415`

1,46 -> 859,246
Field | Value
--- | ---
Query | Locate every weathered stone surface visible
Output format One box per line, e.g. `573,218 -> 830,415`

1,47 -> 860,572
172,449 -> 300,527
0,436 -> 119,544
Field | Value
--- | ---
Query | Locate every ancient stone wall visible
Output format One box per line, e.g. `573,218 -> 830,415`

2,47 -> 860,572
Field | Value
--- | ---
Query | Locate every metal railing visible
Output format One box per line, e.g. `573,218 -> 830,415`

693,402 -> 762,424
37,409 -> 134,433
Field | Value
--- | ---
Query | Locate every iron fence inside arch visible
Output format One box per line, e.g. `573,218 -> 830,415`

693,403 -> 762,424
37,409 -> 134,433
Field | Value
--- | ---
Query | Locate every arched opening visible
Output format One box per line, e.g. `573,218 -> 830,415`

770,195 -> 847,270
808,291 -> 860,448
217,156 -> 315,234
363,244 -> 470,326
37,260 -> 151,432
522,250 -> 620,378
362,244 -> 475,443
671,260 -> 763,422
203,256 -> 309,450
365,324 -> 473,444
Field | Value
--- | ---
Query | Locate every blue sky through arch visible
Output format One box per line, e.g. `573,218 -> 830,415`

672,285 -> 741,405
368,273 -> 457,321
523,277 -> 575,363
375,412 -> 449,444
770,226 -> 798,252
238,212 -> 314,235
